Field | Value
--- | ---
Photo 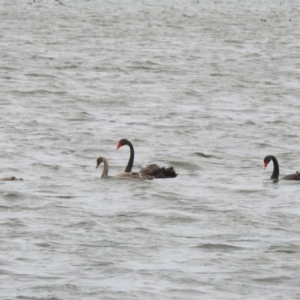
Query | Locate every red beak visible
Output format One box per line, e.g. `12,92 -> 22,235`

263,162 -> 268,169
116,141 -> 121,150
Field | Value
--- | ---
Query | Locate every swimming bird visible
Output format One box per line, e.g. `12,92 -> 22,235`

116,139 -> 177,178
96,156 -> 152,180
263,155 -> 300,180
0,176 -> 23,181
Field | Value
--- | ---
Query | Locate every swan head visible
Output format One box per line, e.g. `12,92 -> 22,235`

263,155 -> 272,169
96,156 -> 105,168
116,138 -> 129,150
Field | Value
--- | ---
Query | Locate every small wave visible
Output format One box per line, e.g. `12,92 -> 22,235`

34,243 -> 52,248
244,120 -> 256,125
56,195 -> 73,199
252,276 -> 291,283
268,245 -> 300,254
2,193 -> 21,200
17,296 -> 62,300
55,65 -> 79,70
210,73 -> 230,77
64,221 -> 97,228
0,205 -> 11,210
194,152 -> 220,159
194,243 -> 243,251
127,122 -> 149,126
26,73 -> 55,78
12,89 -> 66,95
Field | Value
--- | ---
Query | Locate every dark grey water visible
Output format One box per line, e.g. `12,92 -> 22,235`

1,0 -> 300,299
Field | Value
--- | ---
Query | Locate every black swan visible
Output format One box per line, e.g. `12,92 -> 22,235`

96,156 -> 152,180
116,138 -> 177,178
263,155 -> 300,180
0,176 -> 23,181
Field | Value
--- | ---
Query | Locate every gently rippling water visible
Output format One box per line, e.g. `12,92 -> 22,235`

1,0 -> 300,299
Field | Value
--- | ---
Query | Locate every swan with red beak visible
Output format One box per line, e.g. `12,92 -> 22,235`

117,138 -> 177,178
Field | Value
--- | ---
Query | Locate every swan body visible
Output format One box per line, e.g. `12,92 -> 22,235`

96,156 -> 152,180
0,176 -> 23,181
139,164 -> 177,178
116,171 -> 153,180
263,155 -> 300,180
116,138 -> 177,178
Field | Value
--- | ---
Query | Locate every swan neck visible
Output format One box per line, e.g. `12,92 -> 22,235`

101,158 -> 109,178
125,141 -> 134,172
270,156 -> 279,179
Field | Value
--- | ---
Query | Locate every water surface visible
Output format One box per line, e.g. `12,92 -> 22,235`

1,0 -> 300,299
